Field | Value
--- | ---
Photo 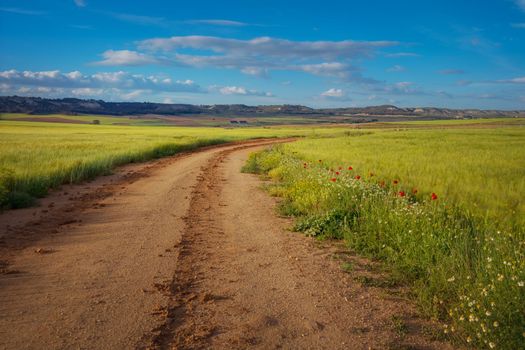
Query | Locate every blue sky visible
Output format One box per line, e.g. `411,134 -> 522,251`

1,0 -> 525,109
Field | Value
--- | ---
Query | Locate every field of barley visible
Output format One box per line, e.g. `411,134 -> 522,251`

0,120 -> 339,208
244,119 -> 525,349
1,117 -> 524,349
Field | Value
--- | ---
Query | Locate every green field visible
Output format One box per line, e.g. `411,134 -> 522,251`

244,122 -> 525,349
0,112 -> 363,127
282,127 -> 525,226
0,113 -> 163,125
0,120 -> 342,208
1,116 -> 524,349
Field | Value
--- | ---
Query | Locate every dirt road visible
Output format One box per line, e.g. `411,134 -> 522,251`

0,140 -> 453,349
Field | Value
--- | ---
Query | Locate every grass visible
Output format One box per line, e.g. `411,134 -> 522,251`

243,122 -> 525,349
280,127 -> 525,228
387,117 -> 525,126
340,261 -> 354,272
2,116 -> 524,348
0,120 -> 342,209
362,117 -> 525,129
390,315 -> 409,338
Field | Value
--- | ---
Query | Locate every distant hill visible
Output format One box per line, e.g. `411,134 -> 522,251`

1,96 -> 524,119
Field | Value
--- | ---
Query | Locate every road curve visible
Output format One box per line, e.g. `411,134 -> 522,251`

0,139 -> 453,350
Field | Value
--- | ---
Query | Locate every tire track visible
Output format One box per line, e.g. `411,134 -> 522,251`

149,144 -> 456,350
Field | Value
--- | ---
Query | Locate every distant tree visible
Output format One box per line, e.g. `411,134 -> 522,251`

92,119 -> 100,125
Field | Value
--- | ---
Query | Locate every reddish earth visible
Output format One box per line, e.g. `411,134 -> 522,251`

0,139 -> 454,349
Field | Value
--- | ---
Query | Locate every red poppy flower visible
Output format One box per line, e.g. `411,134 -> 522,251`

431,192 -> 438,200
398,191 -> 406,197
355,175 -> 361,180
338,166 -> 343,170
348,166 -> 353,171
330,178 -> 337,182
412,188 -> 418,194
335,171 -> 340,175
393,180 -> 399,185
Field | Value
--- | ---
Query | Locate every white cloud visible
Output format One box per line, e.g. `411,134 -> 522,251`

66,71 -> 83,80
296,62 -> 353,79
319,88 -> 352,101
103,13 -> 252,29
383,81 -> 425,95
0,83 -> 11,92
500,76 -> 525,83
216,86 -> 273,97
4,85 -> 148,101
185,19 -> 248,27
161,55 -> 372,82
120,89 -> 147,100
393,81 -> 413,91
17,86 -> 32,93
0,69 -> 204,94
94,50 -> 160,66
511,23 -> 525,28
364,81 -> 425,96
176,79 -> 196,86
71,88 -> 104,96
94,35 -> 399,82
0,7 -> 46,15
240,67 -> 269,77
219,86 -> 247,95
387,65 -> 405,72
321,88 -> 344,98
109,12 -> 169,27
91,71 -> 128,84
516,0 -> 525,11
138,36 -> 396,59
74,0 -> 86,7
386,52 -> 420,58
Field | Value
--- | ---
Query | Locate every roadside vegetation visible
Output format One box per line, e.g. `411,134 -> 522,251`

0,120 -> 339,209
243,122 -> 525,349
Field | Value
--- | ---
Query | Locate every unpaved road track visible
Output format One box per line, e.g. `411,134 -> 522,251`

0,140 -> 453,350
